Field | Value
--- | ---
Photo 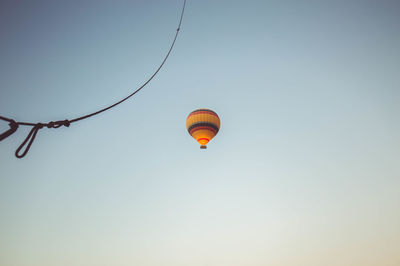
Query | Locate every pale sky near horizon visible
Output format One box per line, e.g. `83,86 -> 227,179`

1,0 -> 399,265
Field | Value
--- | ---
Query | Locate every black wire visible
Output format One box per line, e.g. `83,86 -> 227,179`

70,0 -> 186,123
0,0 -> 187,158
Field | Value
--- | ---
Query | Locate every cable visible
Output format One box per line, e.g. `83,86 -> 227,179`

0,0 -> 186,159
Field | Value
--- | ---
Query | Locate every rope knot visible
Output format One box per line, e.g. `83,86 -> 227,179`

63,119 -> 70,127
46,120 -> 70,129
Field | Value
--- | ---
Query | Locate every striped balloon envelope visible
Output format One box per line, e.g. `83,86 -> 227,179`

186,108 -> 220,149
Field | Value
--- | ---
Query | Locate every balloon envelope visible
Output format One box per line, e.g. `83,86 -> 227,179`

186,109 -> 220,149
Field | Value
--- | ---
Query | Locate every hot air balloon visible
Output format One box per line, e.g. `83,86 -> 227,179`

186,108 -> 220,149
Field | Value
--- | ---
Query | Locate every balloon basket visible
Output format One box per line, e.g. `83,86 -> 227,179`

200,145 -> 207,149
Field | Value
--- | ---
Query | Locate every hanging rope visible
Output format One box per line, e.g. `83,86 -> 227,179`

0,0 -> 186,159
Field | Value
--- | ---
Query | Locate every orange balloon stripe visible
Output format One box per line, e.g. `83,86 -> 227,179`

189,126 -> 218,135
188,110 -> 219,117
186,115 -> 220,129
191,129 -> 214,144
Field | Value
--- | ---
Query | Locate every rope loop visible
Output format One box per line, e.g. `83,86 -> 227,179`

15,124 -> 42,159
15,120 -> 70,159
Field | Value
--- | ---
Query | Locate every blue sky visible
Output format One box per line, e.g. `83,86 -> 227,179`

1,0 -> 399,265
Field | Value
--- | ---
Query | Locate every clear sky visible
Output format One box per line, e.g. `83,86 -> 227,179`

1,0 -> 399,265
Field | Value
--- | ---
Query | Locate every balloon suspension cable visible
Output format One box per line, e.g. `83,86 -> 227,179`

0,0 -> 187,159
